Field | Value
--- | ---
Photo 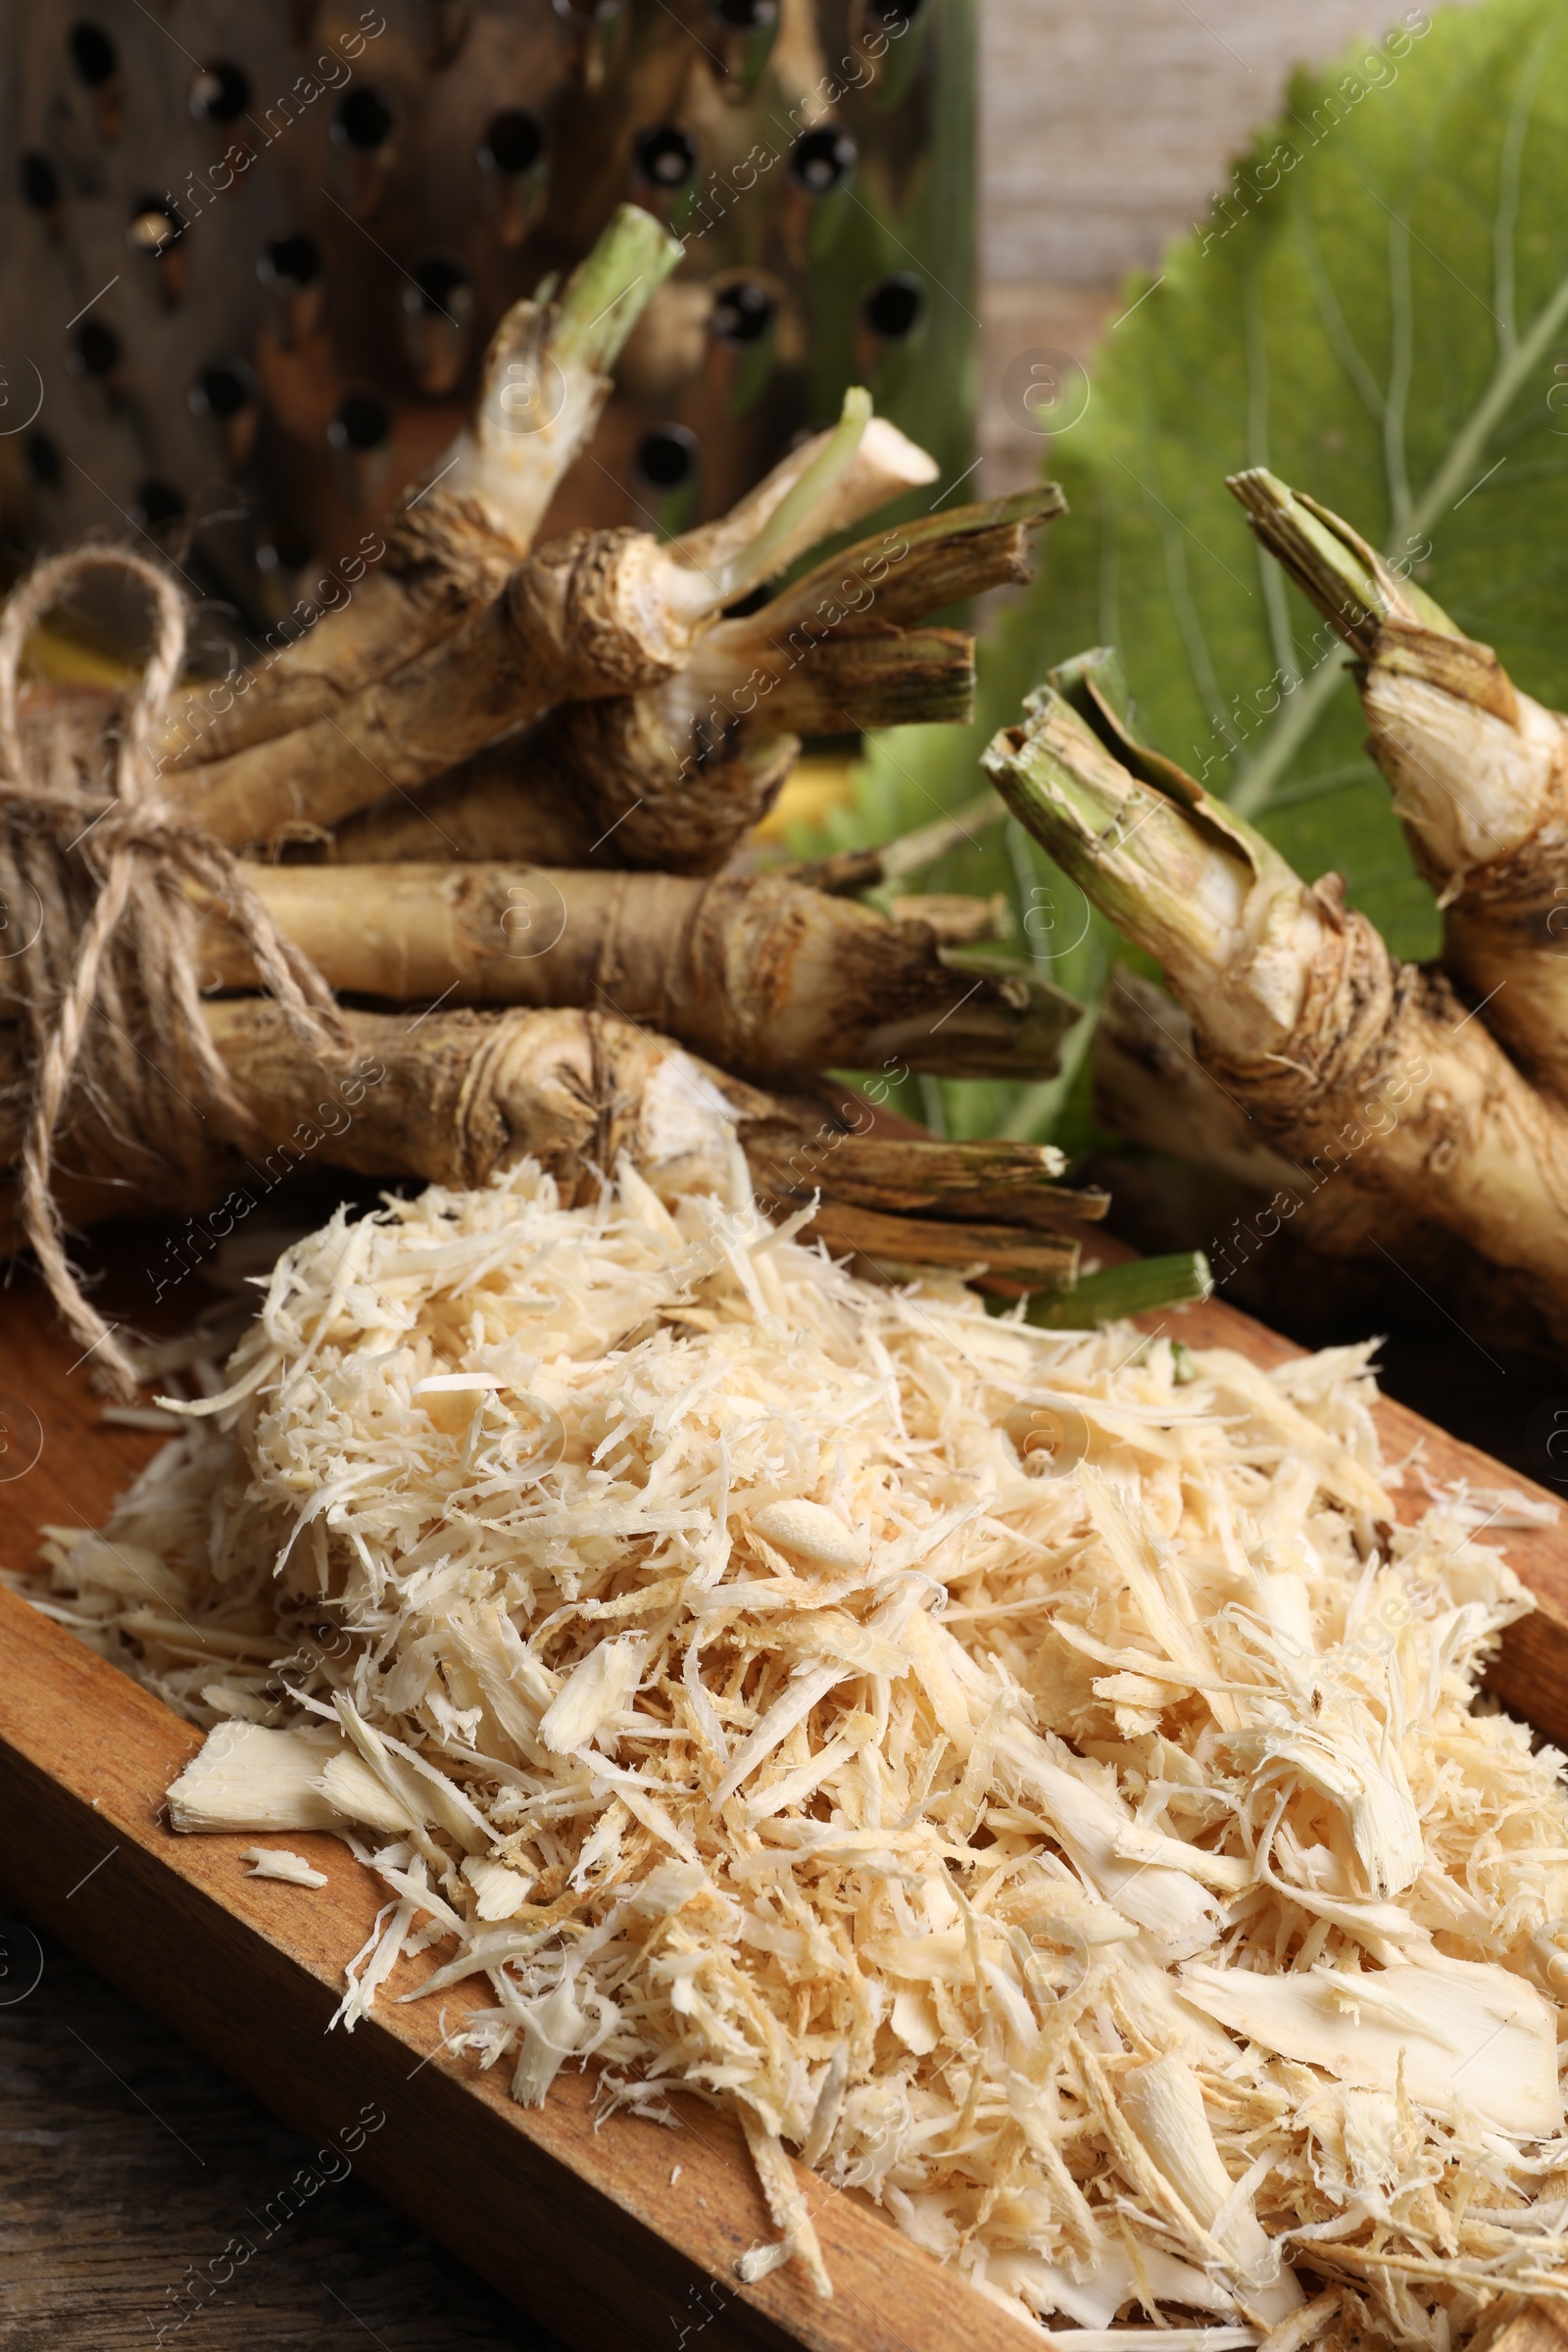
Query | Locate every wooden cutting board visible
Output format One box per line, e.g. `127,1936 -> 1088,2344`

1,1260 -> 1565,2352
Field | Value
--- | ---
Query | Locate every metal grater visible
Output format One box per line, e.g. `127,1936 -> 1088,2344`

0,0 -> 974,662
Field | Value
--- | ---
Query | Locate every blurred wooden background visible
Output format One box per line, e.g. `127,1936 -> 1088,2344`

978,0 -> 1474,494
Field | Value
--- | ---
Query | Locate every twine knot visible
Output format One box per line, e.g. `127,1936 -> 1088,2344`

0,547 -> 352,1396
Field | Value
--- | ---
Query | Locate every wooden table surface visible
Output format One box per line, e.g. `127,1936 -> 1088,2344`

1,1923 -> 565,2351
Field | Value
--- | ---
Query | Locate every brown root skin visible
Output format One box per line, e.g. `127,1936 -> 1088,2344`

501,629 -> 974,873
0,1005 -> 760,1230
158,490 -> 528,773
1097,970 -> 1308,1191
1350,636 -> 1568,1100
1194,888 -> 1568,1306
323,714 -> 801,872
203,1001 -> 757,1203
0,1004 -> 1093,1295
193,862 -> 1073,1082
710,487 -> 1060,655
1094,967 -> 1392,1261
726,621 -> 975,736
769,1135 -> 1107,1234
784,845 -> 887,896
1441,847 -> 1568,1102
800,1203 -> 1076,1288
885,894 -> 1011,947
320,503 -> 1029,877
324,626 -> 973,880
1092,978 -> 1568,1368
171,527 -> 698,852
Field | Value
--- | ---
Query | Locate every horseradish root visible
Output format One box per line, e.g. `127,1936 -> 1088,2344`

660,392 -> 938,611
30,1162 -> 1568,2348
161,208 -> 684,769
0,1005 -> 759,1235
169,522 -> 718,851
322,624 -> 969,874
701,484 -> 1063,653
984,677 -> 1568,1311
0,1001 -> 1110,1298
198,1002 -> 1095,1294
202,1000 -> 770,1203
191,862 -> 1080,1082
170,390 -> 933,854
1093,966 -> 1395,1264
325,490 -> 1057,876
1230,467 -> 1568,1098
323,723 -> 801,872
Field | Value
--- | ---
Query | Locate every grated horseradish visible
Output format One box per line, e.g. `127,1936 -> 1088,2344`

26,1155 -> 1568,2346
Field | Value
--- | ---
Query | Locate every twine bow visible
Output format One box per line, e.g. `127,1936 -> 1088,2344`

0,547 -> 352,1396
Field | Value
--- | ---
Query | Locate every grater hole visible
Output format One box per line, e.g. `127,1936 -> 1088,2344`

68,22 -> 118,86
480,108 -> 544,175
710,280 -> 775,346
330,392 -> 392,452
131,477 -> 184,529
405,255 -> 469,315
190,61 -> 251,124
634,124 -> 698,190
259,232 -> 322,288
636,423 -> 698,491
73,318 -> 122,376
24,433 -> 63,488
788,126 -> 856,196
190,363 -> 253,419
861,273 -> 922,339
334,86 -> 394,152
20,153 -> 60,213
258,232 -> 324,290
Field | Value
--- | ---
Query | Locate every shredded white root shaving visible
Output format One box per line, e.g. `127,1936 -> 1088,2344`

241,1845 -> 328,1888
25,1157 -> 1568,2348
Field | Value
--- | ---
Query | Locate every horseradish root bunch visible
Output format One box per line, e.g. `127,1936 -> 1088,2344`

24,1159 -> 1568,2348
12,206 -> 1175,1326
